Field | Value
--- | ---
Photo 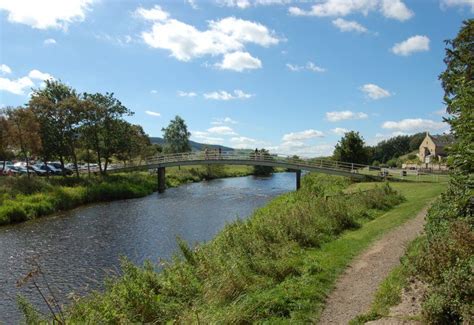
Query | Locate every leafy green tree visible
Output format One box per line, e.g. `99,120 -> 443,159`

28,80 -> 83,176
332,131 -> 369,164
81,92 -> 133,174
115,122 -> 151,165
253,148 -> 274,176
162,116 -> 191,153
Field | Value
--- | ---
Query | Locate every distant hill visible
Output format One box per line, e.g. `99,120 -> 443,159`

149,137 -> 234,152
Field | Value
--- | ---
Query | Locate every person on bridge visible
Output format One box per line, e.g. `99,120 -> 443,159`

218,147 -> 222,159
254,148 -> 259,160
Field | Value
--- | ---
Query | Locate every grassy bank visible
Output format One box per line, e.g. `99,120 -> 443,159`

35,176 -> 444,323
0,165 -> 254,226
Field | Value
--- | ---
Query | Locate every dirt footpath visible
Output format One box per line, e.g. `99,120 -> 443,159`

318,206 -> 429,324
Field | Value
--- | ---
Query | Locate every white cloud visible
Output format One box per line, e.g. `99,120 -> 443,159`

230,136 -> 269,149
0,0 -> 94,30
0,68 -> 54,95
380,0 -> 414,20
211,117 -> 238,125
204,89 -> 253,100
289,0 -> 413,21
391,35 -> 430,56
326,110 -> 368,122
218,0 -> 292,8
282,129 -> 324,142
150,90 -> 158,94
0,76 -> 34,95
137,6 -> 279,70
207,126 -> 237,135
434,108 -> 447,116
331,127 -> 349,135
360,83 -> 391,100
216,51 -> 262,72
332,18 -> 368,33
44,38 -> 57,45
192,131 -> 225,145
177,90 -> 197,97
441,0 -> 474,12
286,61 -> 325,72
382,118 -> 446,132
0,64 -> 12,75
135,5 -> 169,21
145,110 -> 161,117
276,142 -> 334,157
28,69 -> 54,81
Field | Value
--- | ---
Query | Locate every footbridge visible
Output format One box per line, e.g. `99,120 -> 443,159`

112,151 -> 385,193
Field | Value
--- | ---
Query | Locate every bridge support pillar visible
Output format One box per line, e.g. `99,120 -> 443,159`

158,167 -> 166,193
296,170 -> 301,190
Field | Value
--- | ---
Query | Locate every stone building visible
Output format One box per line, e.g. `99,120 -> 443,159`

419,132 -> 454,163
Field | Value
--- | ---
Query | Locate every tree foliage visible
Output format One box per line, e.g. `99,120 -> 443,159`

332,131 -> 369,164
162,116 -> 191,154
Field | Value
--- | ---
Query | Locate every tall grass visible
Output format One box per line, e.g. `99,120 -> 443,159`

65,174 -> 405,323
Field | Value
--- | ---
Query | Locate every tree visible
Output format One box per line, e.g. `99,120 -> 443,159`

5,107 -> 41,177
253,148 -> 274,176
29,80 -> 83,176
80,92 -> 133,174
332,131 -> 369,164
0,112 -> 14,170
162,116 -> 191,153
440,19 -> 473,174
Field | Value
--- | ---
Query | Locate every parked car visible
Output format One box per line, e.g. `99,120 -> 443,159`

49,162 -> 74,175
2,166 -> 28,176
35,164 -> 62,175
27,165 -> 47,176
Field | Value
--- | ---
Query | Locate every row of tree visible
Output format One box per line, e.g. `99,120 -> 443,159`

332,131 -> 426,166
0,80 -> 161,176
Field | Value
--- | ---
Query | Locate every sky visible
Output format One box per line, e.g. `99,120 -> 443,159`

0,0 -> 472,157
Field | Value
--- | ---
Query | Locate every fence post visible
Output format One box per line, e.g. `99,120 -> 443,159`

158,167 -> 166,193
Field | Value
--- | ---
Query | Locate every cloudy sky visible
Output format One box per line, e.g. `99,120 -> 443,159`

0,0 -> 472,156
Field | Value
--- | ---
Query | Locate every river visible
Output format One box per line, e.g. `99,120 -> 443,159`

0,173 -> 295,322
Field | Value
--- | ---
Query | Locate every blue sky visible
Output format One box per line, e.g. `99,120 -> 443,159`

0,0 -> 472,156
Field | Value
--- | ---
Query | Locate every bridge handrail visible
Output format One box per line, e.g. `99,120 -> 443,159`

108,151 -> 441,179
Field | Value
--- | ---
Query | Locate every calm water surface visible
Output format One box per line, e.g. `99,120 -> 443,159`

0,173 -> 294,322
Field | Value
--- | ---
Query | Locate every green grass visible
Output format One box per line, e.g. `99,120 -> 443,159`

57,176 -> 446,323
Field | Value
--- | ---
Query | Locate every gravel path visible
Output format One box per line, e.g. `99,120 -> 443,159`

318,205 -> 429,324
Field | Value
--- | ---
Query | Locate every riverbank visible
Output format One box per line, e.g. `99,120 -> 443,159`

0,165 -> 254,226
31,175 -> 444,323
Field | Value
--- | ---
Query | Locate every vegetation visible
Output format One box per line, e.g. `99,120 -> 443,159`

333,131 -> 369,164
161,115 -> 191,154
353,19 -> 473,324
45,174 -> 442,323
409,19 -> 473,323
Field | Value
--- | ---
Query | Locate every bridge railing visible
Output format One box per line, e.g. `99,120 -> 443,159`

109,151 -> 446,181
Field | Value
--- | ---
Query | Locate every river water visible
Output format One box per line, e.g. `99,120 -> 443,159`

0,173 -> 294,323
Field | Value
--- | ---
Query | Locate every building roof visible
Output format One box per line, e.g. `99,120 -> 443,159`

429,134 -> 455,147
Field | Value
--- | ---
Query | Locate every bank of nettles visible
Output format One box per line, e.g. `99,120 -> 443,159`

42,174 -> 403,323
